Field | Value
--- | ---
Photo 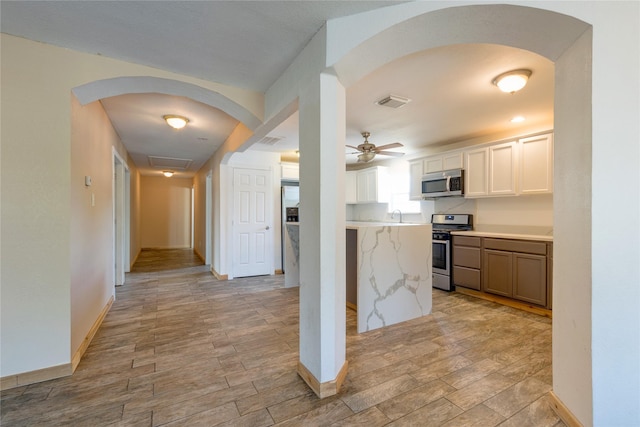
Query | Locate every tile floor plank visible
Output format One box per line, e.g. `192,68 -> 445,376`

0,248 -> 566,427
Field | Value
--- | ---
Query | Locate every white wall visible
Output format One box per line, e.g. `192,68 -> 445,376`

0,33 -> 262,379
70,96 -> 133,359
140,176 -> 193,249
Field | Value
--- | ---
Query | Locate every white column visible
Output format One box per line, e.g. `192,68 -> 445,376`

297,72 -> 347,398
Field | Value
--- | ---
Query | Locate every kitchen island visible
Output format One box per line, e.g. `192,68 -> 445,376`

283,222 -> 300,288
284,221 -> 433,333
346,222 -> 432,333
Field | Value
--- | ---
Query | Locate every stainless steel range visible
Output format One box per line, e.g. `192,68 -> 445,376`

431,214 -> 473,291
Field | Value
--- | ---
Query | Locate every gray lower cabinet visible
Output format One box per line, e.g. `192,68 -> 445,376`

453,235 -> 552,309
483,238 -> 548,307
453,236 -> 482,291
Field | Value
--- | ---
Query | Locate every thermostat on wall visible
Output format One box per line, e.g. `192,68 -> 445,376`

85,176 -> 92,187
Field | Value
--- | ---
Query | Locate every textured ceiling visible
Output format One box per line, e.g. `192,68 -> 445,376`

1,1 -> 554,174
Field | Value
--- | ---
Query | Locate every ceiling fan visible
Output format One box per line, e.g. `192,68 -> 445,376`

347,131 -> 405,163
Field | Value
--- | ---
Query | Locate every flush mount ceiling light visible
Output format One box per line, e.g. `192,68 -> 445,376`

163,115 -> 189,129
510,116 -> 526,123
493,69 -> 532,93
163,171 -> 174,177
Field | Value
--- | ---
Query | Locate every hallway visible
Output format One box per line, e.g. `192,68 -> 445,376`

1,249 -> 564,426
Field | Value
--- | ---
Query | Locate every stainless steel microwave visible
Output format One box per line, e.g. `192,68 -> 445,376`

421,169 -> 464,198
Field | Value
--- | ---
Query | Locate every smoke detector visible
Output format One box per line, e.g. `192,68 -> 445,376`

376,94 -> 411,109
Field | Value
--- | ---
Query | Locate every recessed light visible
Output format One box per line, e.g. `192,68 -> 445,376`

510,116 -> 526,123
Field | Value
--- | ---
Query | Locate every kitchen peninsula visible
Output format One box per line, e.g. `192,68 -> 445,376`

285,222 -> 433,333
347,222 -> 433,333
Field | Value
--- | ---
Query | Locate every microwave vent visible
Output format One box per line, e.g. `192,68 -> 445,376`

376,94 -> 411,109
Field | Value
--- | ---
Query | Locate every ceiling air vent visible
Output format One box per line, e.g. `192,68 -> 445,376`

376,94 -> 411,109
148,156 -> 193,170
257,136 -> 283,146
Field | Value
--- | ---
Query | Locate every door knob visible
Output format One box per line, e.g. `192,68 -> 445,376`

265,226 -> 270,230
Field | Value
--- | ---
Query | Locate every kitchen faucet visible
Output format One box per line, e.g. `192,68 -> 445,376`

391,209 -> 403,223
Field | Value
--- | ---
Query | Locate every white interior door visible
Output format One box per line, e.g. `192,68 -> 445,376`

205,172 -> 212,265
113,151 -> 126,287
233,167 -> 272,277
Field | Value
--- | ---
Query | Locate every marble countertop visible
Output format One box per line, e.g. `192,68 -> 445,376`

346,221 -> 431,229
287,221 -> 430,230
451,225 -> 553,242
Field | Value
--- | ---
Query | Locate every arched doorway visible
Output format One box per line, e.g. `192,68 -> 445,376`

328,4 -> 594,424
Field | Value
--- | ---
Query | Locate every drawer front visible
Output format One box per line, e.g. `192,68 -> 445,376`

453,266 -> 481,290
453,246 -> 481,269
453,236 -> 481,247
484,238 -> 547,255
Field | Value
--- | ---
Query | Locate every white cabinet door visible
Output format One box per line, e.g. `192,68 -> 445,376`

442,151 -> 464,170
409,160 -> 424,200
281,163 -> 299,180
356,168 -> 377,202
489,141 -> 517,196
465,148 -> 489,197
519,133 -> 553,194
356,167 -> 388,203
424,157 -> 443,174
345,171 -> 358,204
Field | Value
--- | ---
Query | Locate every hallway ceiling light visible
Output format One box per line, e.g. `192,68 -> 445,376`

493,69 -> 532,93
163,115 -> 189,129
163,171 -> 174,177
510,115 -> 526,123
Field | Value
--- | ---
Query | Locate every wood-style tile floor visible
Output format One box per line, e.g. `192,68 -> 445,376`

1,248 -> 565,426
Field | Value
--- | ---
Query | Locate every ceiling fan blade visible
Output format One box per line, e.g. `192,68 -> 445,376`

346,145 -> 363,151
374,142 -> 403,151
376,151 -> 405,157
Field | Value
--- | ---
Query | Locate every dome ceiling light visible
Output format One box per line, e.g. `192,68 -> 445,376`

163,115 -> 189,129
163,171 -> 174,177
493,69 -> 532,93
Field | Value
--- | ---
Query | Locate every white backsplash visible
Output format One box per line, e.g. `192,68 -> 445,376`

347,194 -> 553,228
474,194 -> 553,227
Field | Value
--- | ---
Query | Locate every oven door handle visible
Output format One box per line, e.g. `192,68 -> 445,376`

446,176 -> 451,191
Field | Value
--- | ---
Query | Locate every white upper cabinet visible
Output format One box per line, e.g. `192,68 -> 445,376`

488,141 -> 518,196
345,171 -> 357,204
281,163 -> 299,180
465,141 -> 517,197
404,131 -> 553,201
409,159 -> 424,200
355,166 -> 389,204
465,147 -> 489,197
518,133 -> 553,194
424,151 -> 464,174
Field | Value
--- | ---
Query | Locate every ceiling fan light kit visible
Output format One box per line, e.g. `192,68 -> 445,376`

163,114 -> 189,129
493,69 -> 532,93
348,131 -> 405,163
